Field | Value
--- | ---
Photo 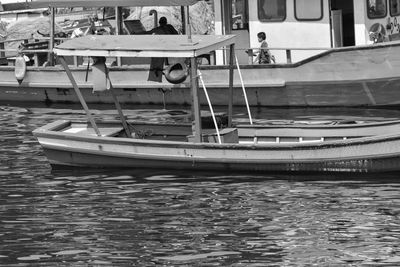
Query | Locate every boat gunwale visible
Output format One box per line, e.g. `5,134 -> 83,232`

33,119 -> 400,150
37,118 -> 400,130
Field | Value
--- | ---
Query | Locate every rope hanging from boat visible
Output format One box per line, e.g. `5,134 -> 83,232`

235,55 -> 253,125
197,69 -> 222,144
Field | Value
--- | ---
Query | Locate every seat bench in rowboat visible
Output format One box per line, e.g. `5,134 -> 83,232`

32,34 -> 400,173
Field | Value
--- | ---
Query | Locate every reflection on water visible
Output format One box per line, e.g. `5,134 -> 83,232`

1,103 -> 400,266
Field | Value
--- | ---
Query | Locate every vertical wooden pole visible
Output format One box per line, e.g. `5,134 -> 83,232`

247,48 -> 253,64
180,6 -> 186,34
228,43 -> 235,127
73,56 -> 79,67
190,57 -> 201,142
0,42 -> 4,58
49,7 -> 55,66
286,49 -> 292,63
115,6 -> 123,35
59,56 -> 101,136
33,54 -> 39,67
186,6 -> 192,43
115,6 -> 122,66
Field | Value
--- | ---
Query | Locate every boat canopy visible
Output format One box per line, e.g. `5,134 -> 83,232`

30,0 -> 199,8
53,35 -> 236,58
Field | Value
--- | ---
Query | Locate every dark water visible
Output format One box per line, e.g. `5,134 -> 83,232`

1,103 -> 400,266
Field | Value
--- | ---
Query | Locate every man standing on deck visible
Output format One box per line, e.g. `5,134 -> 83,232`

148,17 -> 179,82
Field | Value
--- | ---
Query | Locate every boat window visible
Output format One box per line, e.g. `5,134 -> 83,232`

367,0 -> 388,18
258,0 -> 286,22
232,0 -> 248,30
294,0 -> 323,21
390,0 -> 400,15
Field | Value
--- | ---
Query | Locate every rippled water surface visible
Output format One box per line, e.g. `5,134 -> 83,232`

1,103 -> 400,266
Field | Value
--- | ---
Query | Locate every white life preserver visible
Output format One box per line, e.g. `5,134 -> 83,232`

14,55 -> 27,84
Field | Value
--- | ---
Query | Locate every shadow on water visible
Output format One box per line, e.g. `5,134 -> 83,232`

50,166 -> 400,184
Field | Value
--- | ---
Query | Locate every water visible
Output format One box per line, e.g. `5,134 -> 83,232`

1,103 -> 400,266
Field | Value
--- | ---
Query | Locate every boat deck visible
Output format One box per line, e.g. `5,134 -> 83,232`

63,125 -> 124,137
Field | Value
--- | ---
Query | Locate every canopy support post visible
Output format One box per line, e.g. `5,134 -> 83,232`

228,43 -> 235,127
59,56 -> 101,136
108,80 -> 132,137
190,57 -> 202,142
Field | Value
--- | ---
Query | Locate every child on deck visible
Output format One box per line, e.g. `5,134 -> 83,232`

254,32 -> 275,64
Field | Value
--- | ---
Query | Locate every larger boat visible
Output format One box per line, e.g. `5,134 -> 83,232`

2,0 -> 400,107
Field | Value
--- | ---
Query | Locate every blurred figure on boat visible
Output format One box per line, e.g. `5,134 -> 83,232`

149,16 -> 178,35
254,31 -> 275,64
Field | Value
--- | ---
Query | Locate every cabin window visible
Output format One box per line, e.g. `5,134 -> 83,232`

232,0 -> 248,30
294,0 -> 323,21
367,0 -> 388,18
390,0 -> 400,15
258,0 -> 286,22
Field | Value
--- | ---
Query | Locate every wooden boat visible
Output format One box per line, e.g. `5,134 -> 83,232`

3,0 -> 400,107
33,34 -> 400,173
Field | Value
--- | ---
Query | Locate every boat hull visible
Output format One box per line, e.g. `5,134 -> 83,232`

4,41 -> 400,107
40,146 -> 400,173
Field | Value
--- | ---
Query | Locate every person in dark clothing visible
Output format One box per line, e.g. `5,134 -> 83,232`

148,17 -> 179,82
149,16 -> 178,35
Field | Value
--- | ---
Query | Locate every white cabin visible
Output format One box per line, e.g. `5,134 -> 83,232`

212,0 -> 400,63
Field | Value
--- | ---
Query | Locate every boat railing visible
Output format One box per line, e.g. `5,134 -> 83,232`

0,36 -> 331,67
235,47 -> 330,64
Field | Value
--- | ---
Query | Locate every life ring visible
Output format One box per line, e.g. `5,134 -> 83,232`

369,23 -> 386,43
14,55 -> 27,84
164,62 -> 188,84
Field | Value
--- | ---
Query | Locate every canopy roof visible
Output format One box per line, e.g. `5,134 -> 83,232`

30,0 -> 199,8
54,35 -> 235,58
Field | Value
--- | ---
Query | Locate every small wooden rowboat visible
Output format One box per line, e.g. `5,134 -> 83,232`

33,34 -> 400,173
34,119 -> 400,173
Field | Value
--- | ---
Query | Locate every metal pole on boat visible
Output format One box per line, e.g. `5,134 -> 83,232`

228,43 -> 235,127
190,57 -> 202,142
58,56 -> 101,137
